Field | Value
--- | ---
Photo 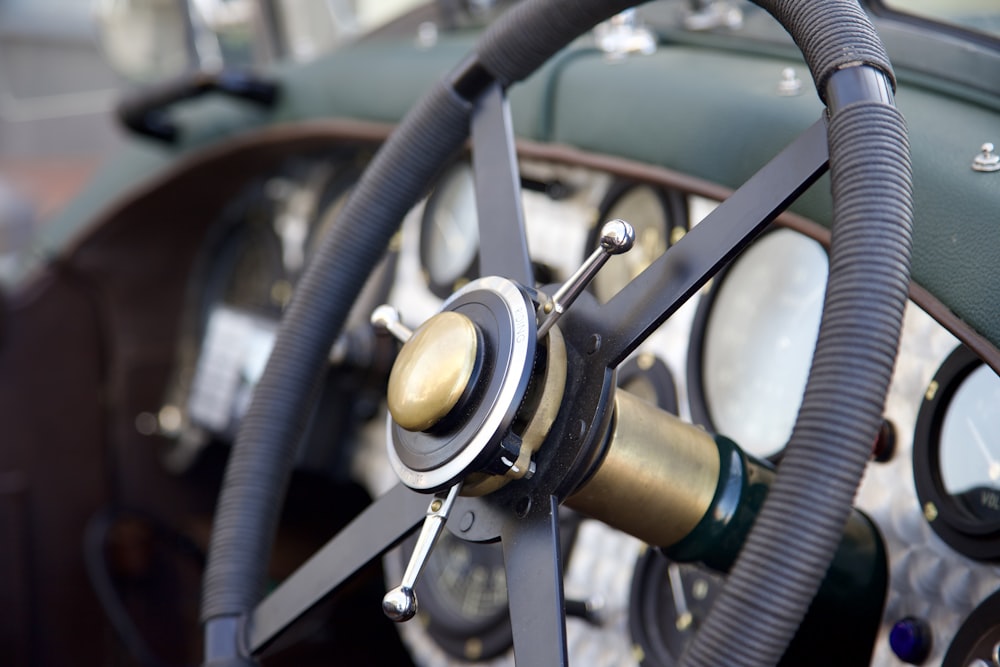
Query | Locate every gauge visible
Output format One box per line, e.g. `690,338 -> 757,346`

162,156 -> 395,471
589,182 -> 686,303
629,549 -> 724,666
618,352 -> 678,415
687,227 -> 827,461
420,161 -> 480,298
393,512 -> 581,661
408,532 -> 512,662
913,345 -> 1000,560
944,588 -> 1000,667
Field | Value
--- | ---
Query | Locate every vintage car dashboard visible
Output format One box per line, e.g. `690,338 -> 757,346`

4,2 -> 1000,667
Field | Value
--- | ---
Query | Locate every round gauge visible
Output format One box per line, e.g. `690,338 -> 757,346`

943,588 -> 1000,667
687,227 -> 828,461
420,161 -> 480,298
589,182 -> 687,303
629,549 -> 724,666
408,532 -> 512,662
199,186 -> 288,320
913,345 -> 1000,560
162,157 -> 393,469
393,512 -> 581,661
618,352 -> 678,415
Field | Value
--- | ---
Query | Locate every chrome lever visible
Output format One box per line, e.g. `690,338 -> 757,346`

382,483 -> 461,622
371,304 -> 413,343
536,219 -> 635,338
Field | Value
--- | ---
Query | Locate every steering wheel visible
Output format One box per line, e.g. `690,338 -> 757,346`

200,1 -> 913,665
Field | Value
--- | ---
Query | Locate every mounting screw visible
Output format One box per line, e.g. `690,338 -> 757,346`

972,142 -> 1000,172
776,67 -> 803,96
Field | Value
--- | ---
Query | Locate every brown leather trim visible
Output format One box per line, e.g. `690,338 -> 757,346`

61,121 -> 1000,374
59,118 -> 396,260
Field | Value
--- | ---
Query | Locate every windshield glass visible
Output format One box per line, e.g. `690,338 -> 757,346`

875,0 -> 1000,41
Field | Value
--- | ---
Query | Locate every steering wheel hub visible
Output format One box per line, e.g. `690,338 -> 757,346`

387,311 -> 482,432
386,277 -> 539,492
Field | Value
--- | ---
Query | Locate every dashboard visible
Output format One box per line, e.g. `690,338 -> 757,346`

160,145 -> 1000,666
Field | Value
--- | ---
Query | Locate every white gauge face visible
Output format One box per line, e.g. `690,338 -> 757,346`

701,228 -> 828,459
939,364 -> 1000,500
594,185 -> 668,303
421,162 -> 480,292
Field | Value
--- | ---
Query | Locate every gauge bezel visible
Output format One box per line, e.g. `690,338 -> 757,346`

586,180 -> 687,303
943,587 -> 1000,667
617,353 -> 678,416
913,344 -> 1000,560
628,549 -> 724,666
941,591 -> 1000,667
686,225 -> 828,462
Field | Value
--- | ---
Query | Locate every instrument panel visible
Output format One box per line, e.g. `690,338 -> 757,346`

170,149 -> 1000,666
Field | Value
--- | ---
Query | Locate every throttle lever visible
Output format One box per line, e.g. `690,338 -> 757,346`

382,483 -> 461,622
536,219 -> 634,338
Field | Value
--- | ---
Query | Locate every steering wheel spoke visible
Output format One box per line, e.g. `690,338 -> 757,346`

501,495 -> 569,667
593,117 -> 830,367
471,81 -> 534,285
245,483 -> 427,655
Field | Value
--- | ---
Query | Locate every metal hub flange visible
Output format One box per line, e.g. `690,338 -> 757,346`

386,277 -> 537,491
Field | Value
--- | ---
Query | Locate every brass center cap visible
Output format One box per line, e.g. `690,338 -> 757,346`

387,311 -> 479,432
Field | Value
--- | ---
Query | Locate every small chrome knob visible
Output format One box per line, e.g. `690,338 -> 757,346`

599,218 -> 636,254
382,586 -> 418,622
383,484 -> 461,623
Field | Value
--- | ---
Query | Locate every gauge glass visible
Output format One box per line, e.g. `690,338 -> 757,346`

403,532 -> 512,662
420,162 -> 480,296
938,364 -> 1000,520
395,512 -> 580,661
422,533 -> 508,624
593,185 -> 669,303
699,228 -> 827,459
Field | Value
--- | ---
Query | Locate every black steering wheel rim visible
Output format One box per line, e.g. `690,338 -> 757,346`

200,1 -> 913,665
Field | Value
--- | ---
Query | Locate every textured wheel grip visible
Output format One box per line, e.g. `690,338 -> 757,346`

681,102 -> 912,667
756,0 -> 896,101
200,81 -> 471,625
476,0 -> 639,86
